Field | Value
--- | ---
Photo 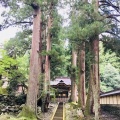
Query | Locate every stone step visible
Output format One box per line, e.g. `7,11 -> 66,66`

53,103 -> 63,120
53,116 -> 63,120
54,113 -> 63,117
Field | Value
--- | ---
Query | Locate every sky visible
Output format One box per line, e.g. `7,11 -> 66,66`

0,27 -> 21,44
0,8 -> 20,44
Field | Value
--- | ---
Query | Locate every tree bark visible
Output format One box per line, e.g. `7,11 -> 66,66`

90,38 -> 100,120
78,42 -> 86,109
90,1 -> 100,119
44,15 -> 52,92
71,49 -> 77,102
26,7 -> 41,114
84,75 -> 94,116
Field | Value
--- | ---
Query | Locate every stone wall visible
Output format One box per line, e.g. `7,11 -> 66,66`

0,94 -> 26,115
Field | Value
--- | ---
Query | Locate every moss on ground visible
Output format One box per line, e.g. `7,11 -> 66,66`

69,102 -> 79,109
65,102 -> 85,120
0,87 -> 8,95
0,81 -> 3,87
18,105 -> 37,120
0,108 -> 37,120
0,114 -> 37,120
0,114 -> 16,120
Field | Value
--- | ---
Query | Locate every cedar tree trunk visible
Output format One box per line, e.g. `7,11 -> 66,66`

26,7 -> 41,114
84,74 -> 94,116
91,1 -> 100,119
78,42 -> 86,109
90,39 -> 100,120
71,49 -> 77,102
44,15 -> 52,92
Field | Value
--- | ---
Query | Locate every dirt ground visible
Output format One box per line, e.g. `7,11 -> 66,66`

100,105 -> 120,120
100,111 -> 120,120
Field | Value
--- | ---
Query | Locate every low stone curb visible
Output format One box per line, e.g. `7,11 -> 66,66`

50,102 -> 59,120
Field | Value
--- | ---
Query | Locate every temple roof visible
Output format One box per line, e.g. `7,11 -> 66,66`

50,77 -> 71,86
100,89 -> 120,97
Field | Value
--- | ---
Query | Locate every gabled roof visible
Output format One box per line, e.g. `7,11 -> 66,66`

100,89 -> 120,97
50,77 -> 71,85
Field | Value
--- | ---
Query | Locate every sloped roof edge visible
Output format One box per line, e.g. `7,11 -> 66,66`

50,77 -> 71,85
100,89 -> 120,97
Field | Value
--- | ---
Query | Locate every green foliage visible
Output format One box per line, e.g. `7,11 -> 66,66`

46,7 -> 70,78
0,80 -> 3,87
26,0 -> 59,6
49,10 -> 66,78
67,65 -> 78,79
70,102 -> 79,109
100,42 -> 120,73
17,54 -> 29,79
100,43 -> 120,92
50,41 -> 70,78
68,21 -> 106,44
100,0 -> 120,56
103,38 -> 120,57
50,11 -> 62,41
0,87 -> 8,95
100,63 -> 120,92
41,49 -> 58,57
0,0 -> 33,30
50,87 -> 57,102
4,30 -> 31,57
0,50 -> 17,76
0,30 -> 30,94
7,54 -> 29,94
0,47 -> 29,94
67,2 -> 109,45
0,0 -> 58,30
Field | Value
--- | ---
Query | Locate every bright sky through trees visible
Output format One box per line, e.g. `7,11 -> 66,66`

0,9 -> 21,44
0,3 -> 69,44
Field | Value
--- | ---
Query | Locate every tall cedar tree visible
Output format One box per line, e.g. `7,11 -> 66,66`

44,2 -> 52,92
70,46 -> 77,102
26,3 -> 42,115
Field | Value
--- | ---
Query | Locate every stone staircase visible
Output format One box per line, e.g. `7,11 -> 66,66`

53,102 -> 63,120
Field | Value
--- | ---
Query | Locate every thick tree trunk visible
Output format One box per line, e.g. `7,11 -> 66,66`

44,2 -> 53,92
91,1 -> 100,119
84,76 -> 94,116
44,15 -> 52,92
26,7 -> 41,114
37,19 -> 43,98
78,42 -> 86,109
90,39 -> 100,120
85,42 -> 94,117
71,49 -> 77,102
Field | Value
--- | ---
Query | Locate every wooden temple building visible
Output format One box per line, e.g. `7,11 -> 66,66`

100,89 -> 120,104
50,77 -> 71,102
